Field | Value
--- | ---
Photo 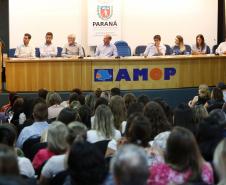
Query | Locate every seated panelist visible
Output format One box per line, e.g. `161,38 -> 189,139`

192,34 -> 208,55
144,35 -> 166,57
216,37 -> 226,55
95,34 -> 118,57
40,32 -> 57,58
62,34 -> 84,58
15,33 -> 35,58
172,35 -> 187,55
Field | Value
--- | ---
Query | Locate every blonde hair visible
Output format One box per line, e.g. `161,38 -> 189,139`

198,84 -> 210,98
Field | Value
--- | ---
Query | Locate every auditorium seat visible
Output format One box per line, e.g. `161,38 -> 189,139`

57,47 -> 63,57
35,48 -> 40,57
8,48 -> 16,57
134,45 -> 147,56
185,45 -> 192,54
164,44 -> 173,55
114,40 -> 131,57
206,45 -> 211,54
212,44 -> 218,54
82,47 -> 86,57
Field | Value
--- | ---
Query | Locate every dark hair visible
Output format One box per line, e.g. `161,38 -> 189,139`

38,88 -> 48,100
0,124 -> 17,147
57,108 -> 78,125
11,97 -> 24,125
125,115 -> 151,147
110,87 -> 121,96
72,88 -> 82,95
144,101 -> 171,140
24,33 -> 31,39
173,103 -> 197,135
8,92 -> 17,106
68,141 -> 106,185
78,105 -> 92,129
137,95 -> 150,106
0,144 -> 20,176
94,97 -> 109,112
33,102 -> 48,121
211,87 -> 224,101
216,82 -> 226,90
127,102 -> 144,118
95,88 -> 102,98
69,92 -> 79,104
153,35 -> 161,41
165,127 -> 203,181
123,93 -> 137,110
46,32 -> 53,37
78,94 -> 85,105
196,34 -> 205,51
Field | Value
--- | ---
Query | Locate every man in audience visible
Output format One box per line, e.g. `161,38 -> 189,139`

62,34 -> 84,57
109,145 -> 149,185
144,35 -> 166,56
16,102 -> 49,148
15,33 -> 35,58
95,34 -> 118,57
110,87 -> 121,97
40,32 -> 57,58
216,37 -> 226,55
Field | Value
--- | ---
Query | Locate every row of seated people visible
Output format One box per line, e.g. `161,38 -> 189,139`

8,32 -> 226,58
1,84 -> 226,185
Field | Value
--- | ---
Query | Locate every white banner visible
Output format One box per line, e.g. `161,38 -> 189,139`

88,0 -> 121,46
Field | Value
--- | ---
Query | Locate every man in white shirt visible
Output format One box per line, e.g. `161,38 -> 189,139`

62,34 -> 84,57
40,32 -> 57,58
95,34 -> 118,57
15,33 -> 35,58
216,38 -> 226,55
144,35 -> 166,57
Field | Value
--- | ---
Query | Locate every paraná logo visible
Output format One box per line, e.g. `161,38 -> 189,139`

97,5 -> 113,20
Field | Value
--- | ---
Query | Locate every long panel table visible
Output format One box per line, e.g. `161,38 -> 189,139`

5,55 -> 226,92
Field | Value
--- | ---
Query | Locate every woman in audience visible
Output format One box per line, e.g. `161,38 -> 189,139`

192,105 -> 209,124
213,138 -> 226,185
10,97 -> 25,126
40,122 -> 87,185
109,95 -> 126,130
205,87 -> 225,112
123,93 -> 137,111
192,34 -> 209,55
61,92 -> 79,108
85,93 -> 97,115
46,92 -> 64,120
38,88 -> 48,101
148,127 -> 214,185
32,121 -> 68,171
0,92 -> 17,112
172,35 -> 187,55
188,84 -> 210,108
57,107 -> 80,125
78,105 -> 92,129
87,104 -> 121,144
144,101 -> 171,140
137,94 -> 150,106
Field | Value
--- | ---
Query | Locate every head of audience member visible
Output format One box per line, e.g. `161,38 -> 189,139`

111,144 -> 149,185
175,35 -> 184,48
103,34 -> 112,46
38,88 -> 48,100
110,87 -> 121,97
93,104 -> 115,139
45,32 -> 53,45
216,82 -> 226,91
192,105 -> 208,124
100,91 -> 111,101
67,34 -> 76,45
209,109 -> 226,126
57,108 -> 79,125
78,105 -> 92,129
127,102 -> 144,119
66,122 -> 88,145
94,97 -> 109,112
23,33 -> 31,46
213,138 -> 226,185
109,95 -> 126,130
0,124 -> 17,148
153,35 -> 161,47
85,93 -> 97,115
198,84 -> 210,98
196,34 -> 205,49
0,144 -> 20,176
125,114 -> 151,148
165,127 -> 203,181
68,92 -> 79,105
144,101 -> 171,140
123,93 -> 137,111
46,121 -> 68,154
211,87 -> 224,101
137,95 -> 150,106
68,141 -> 106,185
11,97 -> 25,125
70,101 -> 81,112
33,102 -> 48,122
71,88 -> 82,95
197,116 -> 224,161
95,88 -> 102,98
173,103 -> 197,135
8,92 -> 17,106
154,98 -> 173,124
46,92 -> 62,106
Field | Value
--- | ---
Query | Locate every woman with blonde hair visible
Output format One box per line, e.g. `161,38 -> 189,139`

172,35 -> 187,55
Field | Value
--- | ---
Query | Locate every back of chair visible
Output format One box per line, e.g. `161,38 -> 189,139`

8,48 -> 16,57
134,45 -> 147,56
206,45 -> 211,54
35,48 -> 40,57
185,45 -> 192,54
114,41 -> 131,57
22,137 -> 41,160
212,45 -> 218,54
164,44 -> 173,55
57,47 -> 63,57
82,47 -> 86,57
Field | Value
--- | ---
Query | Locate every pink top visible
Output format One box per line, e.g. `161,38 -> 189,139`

148,162 -> 214,185
32,148 -> 55,170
